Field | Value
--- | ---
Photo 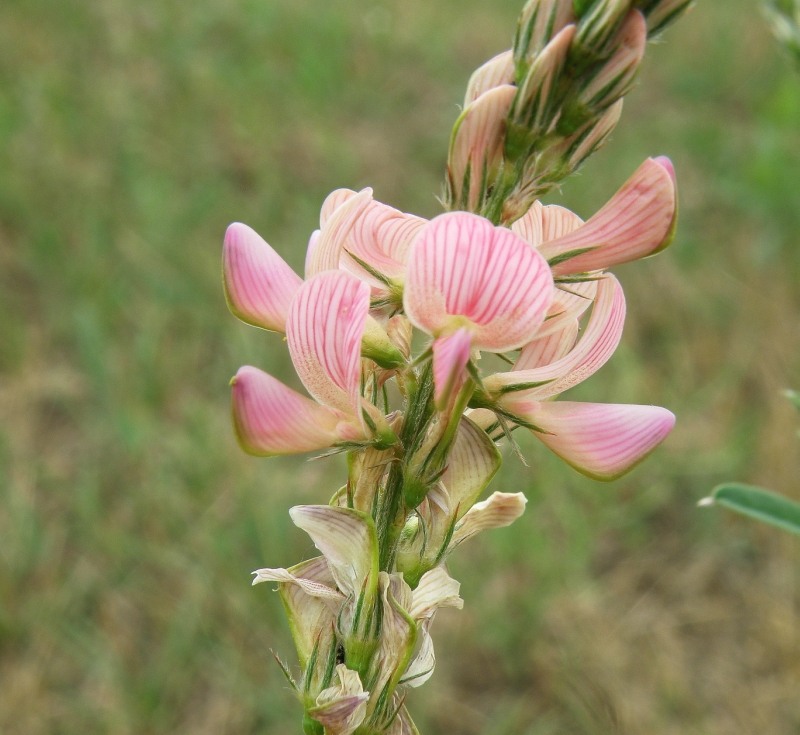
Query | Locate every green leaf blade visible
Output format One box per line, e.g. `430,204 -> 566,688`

707,483 -> 800,536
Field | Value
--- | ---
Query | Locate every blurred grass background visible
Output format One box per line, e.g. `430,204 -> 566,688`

1,0 -> 799,733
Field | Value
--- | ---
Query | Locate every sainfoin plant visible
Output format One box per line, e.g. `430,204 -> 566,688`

223,1 -> 691,732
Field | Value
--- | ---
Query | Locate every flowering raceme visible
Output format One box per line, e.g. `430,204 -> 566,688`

223,157 -> 677,734
223,3 -> 692,731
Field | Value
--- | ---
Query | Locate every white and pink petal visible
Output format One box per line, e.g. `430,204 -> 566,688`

486,274 -> 625,398
230,366 -> 355,456
539,157 -> 677,274
223,222 -> 303,332
287,271 -> 371,419
404,212 -> 554,352
519,400 -> 676,480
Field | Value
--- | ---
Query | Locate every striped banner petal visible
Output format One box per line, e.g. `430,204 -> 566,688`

287,271 -> 370,419
404,212 -> 554,352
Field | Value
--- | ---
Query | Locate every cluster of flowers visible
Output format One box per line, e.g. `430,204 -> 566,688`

222,1 -> 692,732
223,157 -> 677,735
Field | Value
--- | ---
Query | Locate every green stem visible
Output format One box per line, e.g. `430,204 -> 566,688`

376,363 -> 434,570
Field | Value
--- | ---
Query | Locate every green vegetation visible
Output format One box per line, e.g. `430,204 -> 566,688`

1,1 -> 799,733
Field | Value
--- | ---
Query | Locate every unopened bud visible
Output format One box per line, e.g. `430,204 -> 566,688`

573,0 -> 630,59
635,0 -> 695,36
506,24 -> 576,160
514,0 -> 575,68
464,50 -> 515,105
362,315 -> 406,369
575,9 -> 646,115
447,84 -> 516,211
554,98 -> 624,171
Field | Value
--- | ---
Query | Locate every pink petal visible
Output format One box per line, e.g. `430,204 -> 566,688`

432,328 -> 473,410
524,400 -> 676,480
230,366 -> 349,456
487,274 -> 625,397
343,200 -> 426,285
511,200 -> 545,248
541,204 -> 585,241
404,212 -> 554,352
320,188 -> 358,227
222,223 -> 303,332
514,319 -> 579,371
512,201 -> 583,250
305,188 -> 373,277
537,278 -> 598,339
539,157 -> 677,274
287,271 -> 370,419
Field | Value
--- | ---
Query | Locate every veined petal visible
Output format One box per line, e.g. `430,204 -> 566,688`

320,188 -> 358,227
464,49 -> 515,104
408,567 -> 463,621
432,328 -> 472,411
450,492 -> 528,547
404,212 -> 554,352
384,704 -> 420,735
343,201 -> 426,285
289,505 -> 379,599
511,201 -> 584,248
304,229 -> 321,278
223,223 -> 303,332
252,560 -> 343,600
511,200 -> 544,248
539,157 -> 677,274
486,274 -> 625,398
541,203 -> 584,241
306,188 -> 373,277
536,278 -> 597,339
287,271 -> 370,419
514,318 -> 579,371
308,664 -> 369,735
370,573 -> 417,698
252,557 -> 339,671
400,626 -> 435,688
522,401 -> 676,480
448,85 -> 517,211
230,366 -> 347,456
439,415 -> 502,521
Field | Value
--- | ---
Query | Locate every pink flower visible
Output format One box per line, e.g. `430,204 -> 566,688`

479,274 -> 675,480
231,271 -> 381,456
514,156 -> 677,275
403,211 -> 554,407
